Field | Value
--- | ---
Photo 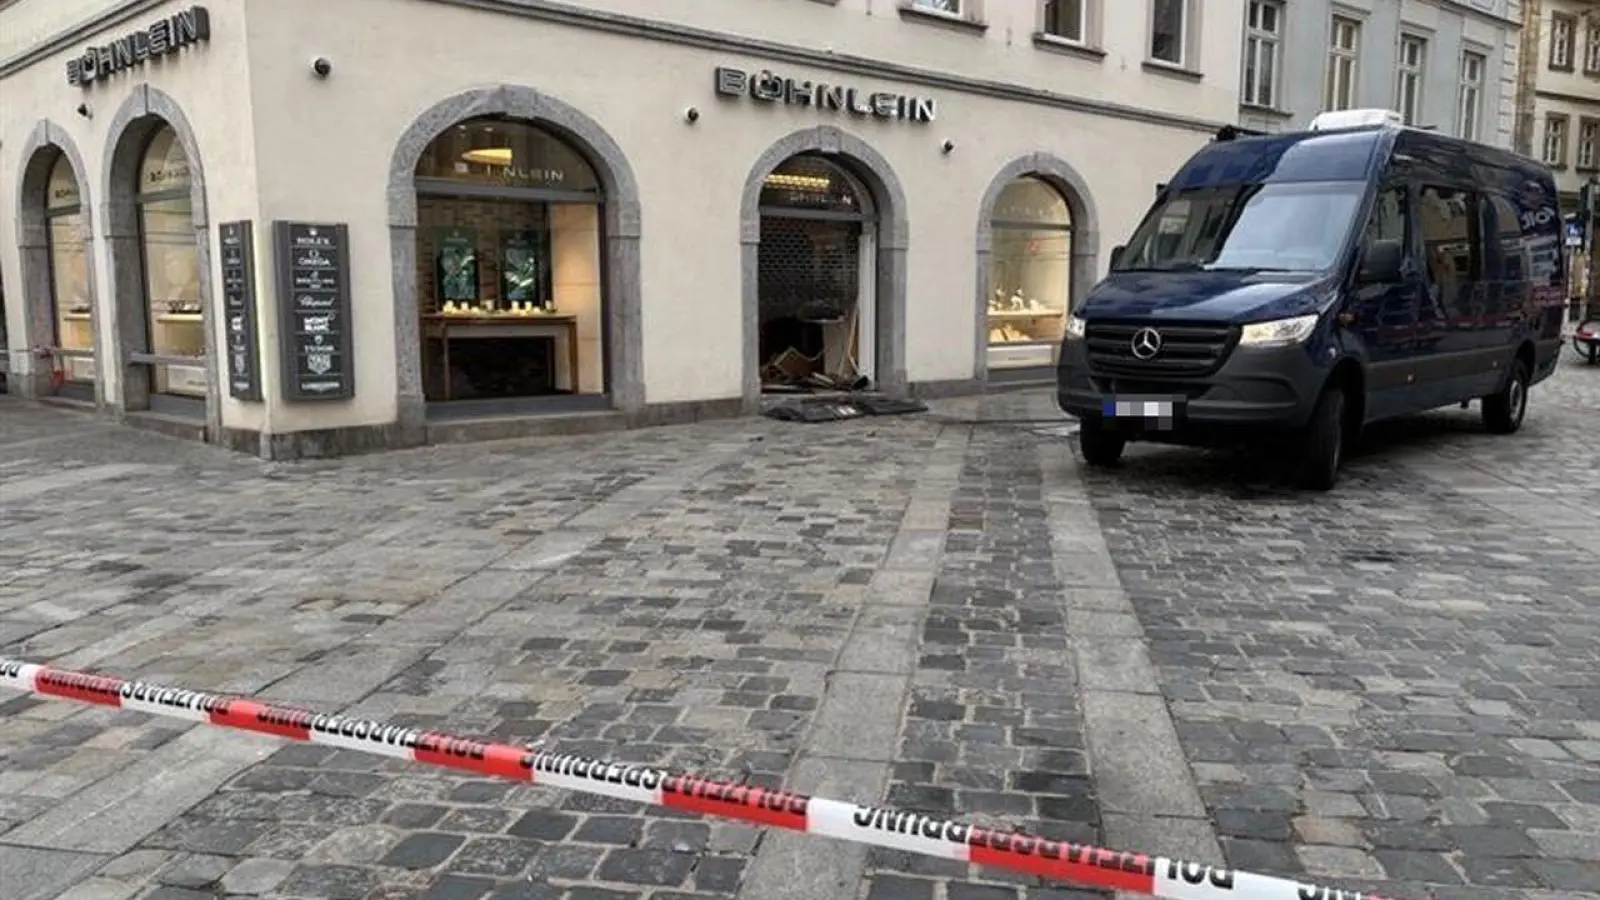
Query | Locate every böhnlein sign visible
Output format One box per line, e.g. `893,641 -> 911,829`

67,6 -> 211,87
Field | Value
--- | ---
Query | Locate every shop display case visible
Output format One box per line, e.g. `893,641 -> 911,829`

986,176 -> 1073,370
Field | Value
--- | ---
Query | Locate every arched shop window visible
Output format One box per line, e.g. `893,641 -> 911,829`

414,117 -> 607,405
986,176 -> 1072,369
137,125 -> 206,400
46,153 -> 95,388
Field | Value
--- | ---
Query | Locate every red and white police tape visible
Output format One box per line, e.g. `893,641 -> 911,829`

0,658 -> 1383,900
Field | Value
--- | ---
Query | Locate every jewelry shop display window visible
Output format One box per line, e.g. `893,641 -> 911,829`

46,153 -> 96,393
414,117 -> 606,406
136,125 -> 207,402
987,176 -> 1073,370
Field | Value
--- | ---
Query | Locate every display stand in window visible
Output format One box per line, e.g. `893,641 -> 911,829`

420,220 -> 577,400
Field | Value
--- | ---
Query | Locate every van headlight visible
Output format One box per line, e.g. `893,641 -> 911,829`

1239,313 -> 1319,347
1064,315 -> 1087,340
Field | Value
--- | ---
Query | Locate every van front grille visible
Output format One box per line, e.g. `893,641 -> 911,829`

1085,321 -> 1237,377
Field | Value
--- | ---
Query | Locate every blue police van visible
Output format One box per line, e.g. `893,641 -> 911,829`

1056,109 -> 1566,490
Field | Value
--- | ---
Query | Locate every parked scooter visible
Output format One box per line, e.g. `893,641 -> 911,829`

1573,318 -> 1600,365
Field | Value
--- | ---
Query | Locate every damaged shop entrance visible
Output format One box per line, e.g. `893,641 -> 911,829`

757,154 -> 878,394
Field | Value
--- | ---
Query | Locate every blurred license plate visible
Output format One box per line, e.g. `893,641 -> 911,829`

1102,396 -> 1180,423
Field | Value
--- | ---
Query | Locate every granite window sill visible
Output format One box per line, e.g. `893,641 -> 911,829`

1033,33 -> 1106,61
1240,103 -> 1294,119
1142,60 -> 1203,82
898,5 -> 988,35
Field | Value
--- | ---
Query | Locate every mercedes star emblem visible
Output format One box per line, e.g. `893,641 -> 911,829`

1130,327 -> 1163,360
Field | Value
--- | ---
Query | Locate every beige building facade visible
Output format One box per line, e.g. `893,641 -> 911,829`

1522,0 -> 1600,308
0,0 -> 1243,457
1529,0 -> 1600,200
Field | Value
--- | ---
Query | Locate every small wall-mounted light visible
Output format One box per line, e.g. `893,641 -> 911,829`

75,103 -> 92,119
311,57 -> 332,79
684,106 -> 700,124
941,139 -> 955,155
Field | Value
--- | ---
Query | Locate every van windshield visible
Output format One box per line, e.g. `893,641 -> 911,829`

1116,181 -> 1367,274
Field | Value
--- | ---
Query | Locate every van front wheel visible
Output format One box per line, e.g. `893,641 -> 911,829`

1482,358 -> 1529,435
1078,418 -> 1126,467
1295,388 -> 1345,492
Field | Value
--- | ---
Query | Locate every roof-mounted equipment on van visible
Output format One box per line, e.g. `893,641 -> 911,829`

1308,108 -> 1403,131
1213,124 -> 1269,142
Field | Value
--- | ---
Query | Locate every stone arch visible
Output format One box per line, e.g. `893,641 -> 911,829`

13,120 -> 98,402
101,85 -> 217,433
974,153 -> 1101,382
386,85 -> 644,435
740,126 -> 909,407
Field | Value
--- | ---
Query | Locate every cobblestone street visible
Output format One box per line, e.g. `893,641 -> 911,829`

1,357 -> 1597,900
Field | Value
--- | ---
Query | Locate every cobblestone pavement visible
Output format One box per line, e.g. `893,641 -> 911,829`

1074,355 -> 1600,900
0,354 -> 1596,900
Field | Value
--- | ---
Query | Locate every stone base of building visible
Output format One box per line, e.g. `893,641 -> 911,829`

214,395 -> 755,461
910,368 -> 1054,399
10,377 -> 1055,460
123,410 -> 209,443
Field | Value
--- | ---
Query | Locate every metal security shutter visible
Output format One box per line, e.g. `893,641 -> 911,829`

757,218 -> 861,326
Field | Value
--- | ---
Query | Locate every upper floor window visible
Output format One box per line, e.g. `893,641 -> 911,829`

1242,1 -> 1283,109
1544,114 -> 1570,167
1042,0 -> 1085,43
1551,14 -> 1575,70
912,0 -> 962,13
1150,0 -> 1187,66
1396,35 -> 1428,126
1579,119 -> 1599,171
1325,16 -> 1362,111
1458,50 -> 1485,141
1586,19 -> 1600,74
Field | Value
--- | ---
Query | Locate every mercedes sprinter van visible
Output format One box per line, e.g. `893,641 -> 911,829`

1055,109 -> 1566,490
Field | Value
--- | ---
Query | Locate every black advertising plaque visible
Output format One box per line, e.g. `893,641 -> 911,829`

219,220 -> 262,401
274,221 -> 354,401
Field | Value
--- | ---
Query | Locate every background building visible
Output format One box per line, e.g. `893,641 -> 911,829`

1516,0 -> 1600,314
0,0 -> 1245,450
1238,0 -> 1523,147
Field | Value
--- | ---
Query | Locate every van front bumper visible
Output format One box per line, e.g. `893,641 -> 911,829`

1055,338 -> 1329,436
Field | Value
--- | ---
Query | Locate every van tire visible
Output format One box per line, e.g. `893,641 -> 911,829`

1295,388 -> 1345,492
1482,358 -> 1529,435
1078,419 -> 1126,467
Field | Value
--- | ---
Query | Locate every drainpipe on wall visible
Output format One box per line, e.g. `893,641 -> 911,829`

1513,0 -> 1541,157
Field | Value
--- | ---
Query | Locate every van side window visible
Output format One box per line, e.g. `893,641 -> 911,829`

1484,194 -> 1526,281
1417,186 -> 1481,290
1150,198 -> 1193,262
1363,187 -> 1407,245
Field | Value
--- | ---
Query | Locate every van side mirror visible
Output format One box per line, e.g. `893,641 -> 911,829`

1357,240 -> 1403,284
1109,245 -> 1126,270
